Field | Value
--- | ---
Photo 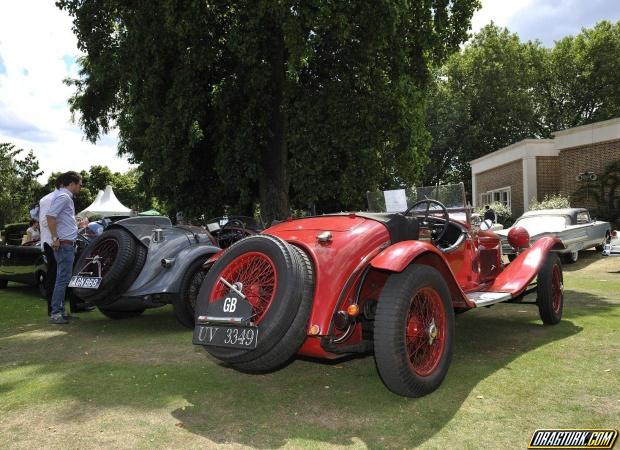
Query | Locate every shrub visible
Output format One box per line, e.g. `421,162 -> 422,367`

475,202 -> 512,226
529,194 -> 571,210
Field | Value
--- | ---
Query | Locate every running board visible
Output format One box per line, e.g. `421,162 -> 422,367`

467,291 -> 512,307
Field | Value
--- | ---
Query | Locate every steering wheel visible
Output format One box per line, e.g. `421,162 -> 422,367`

217,218 -> 256,248
403,199 -> 450,244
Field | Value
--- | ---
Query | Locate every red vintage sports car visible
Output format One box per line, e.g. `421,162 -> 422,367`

192,184 -> 565,397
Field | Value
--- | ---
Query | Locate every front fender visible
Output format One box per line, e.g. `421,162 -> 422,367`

488,236 -> 563,296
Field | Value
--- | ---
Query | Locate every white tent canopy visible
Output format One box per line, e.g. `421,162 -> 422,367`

79,185 -> 132,217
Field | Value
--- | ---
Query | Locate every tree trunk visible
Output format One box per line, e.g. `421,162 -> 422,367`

259,24 -> 289,225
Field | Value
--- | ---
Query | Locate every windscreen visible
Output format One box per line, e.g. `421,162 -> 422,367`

366,183 -> 469,221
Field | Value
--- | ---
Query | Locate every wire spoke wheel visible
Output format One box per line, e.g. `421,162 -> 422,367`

406,287 -> 447,377
374,265 -> 455,397
209,251 -> 277,323
89,238 -> 119,276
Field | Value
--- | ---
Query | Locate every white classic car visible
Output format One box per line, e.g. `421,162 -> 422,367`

497,208 -> 611,263
602,230 -> 619,257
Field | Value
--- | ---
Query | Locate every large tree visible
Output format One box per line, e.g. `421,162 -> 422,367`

536,20 -> 620,131
58,0 -> 479,221
424,21 -> 620,189
423,24 -> 546,187
0,143 -> 43,227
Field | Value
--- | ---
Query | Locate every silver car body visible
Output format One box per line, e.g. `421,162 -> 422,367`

103,217 -> 220,310
497,208 -> 611,257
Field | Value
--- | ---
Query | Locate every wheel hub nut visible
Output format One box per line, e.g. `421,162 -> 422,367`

427,321 -> 438,345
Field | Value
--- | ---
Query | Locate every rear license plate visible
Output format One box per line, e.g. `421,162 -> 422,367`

68,276 -> 102,289
192,324 -> 258,349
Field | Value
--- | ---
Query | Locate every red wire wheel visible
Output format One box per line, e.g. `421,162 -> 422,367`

551,264 -> 562,314
374,265 -> 455,397
537,252 -> 563,325
196,235 -> 313,366
209,251 -> 278,324
405,287 -> 447,377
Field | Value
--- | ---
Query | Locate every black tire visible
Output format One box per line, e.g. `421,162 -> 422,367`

196,235 -> 307,364
99,307 -> 145,320
562,251 -> 578,264
72,228 -> 147,305
0,279 -> 7,289
537,253 -> 563,325
173,257 -> 211,329
37,272 -> 50,299
232,245 -> 315,373
374,265 -> 455,397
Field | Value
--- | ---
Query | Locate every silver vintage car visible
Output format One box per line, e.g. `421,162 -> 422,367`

497,208 -> 611,263
70,216 -> 260,327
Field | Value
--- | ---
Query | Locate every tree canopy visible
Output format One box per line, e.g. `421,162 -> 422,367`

424,21 -> 620,188
58,0 -> 480,222
0,143 -> 43,227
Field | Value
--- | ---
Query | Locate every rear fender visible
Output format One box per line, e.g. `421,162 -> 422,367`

124,244 -> 219,296
370,241 -> 472,308
488,236 -> 563,296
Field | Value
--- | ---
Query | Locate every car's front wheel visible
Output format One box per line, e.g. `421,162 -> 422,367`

537,253 -> 563,325
374,265 -> 455,397
563,251 -> 578,264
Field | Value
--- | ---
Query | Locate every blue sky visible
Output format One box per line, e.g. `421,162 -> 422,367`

0,1 -> 619,182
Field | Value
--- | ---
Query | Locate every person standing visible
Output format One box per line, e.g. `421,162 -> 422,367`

46,171 -> 82,324
483,205 -> 496,223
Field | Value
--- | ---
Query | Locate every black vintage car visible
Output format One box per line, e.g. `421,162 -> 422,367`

0,221 -> 106,297
0,241 -> 48,296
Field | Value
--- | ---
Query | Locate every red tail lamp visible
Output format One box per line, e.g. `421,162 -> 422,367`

508,226 -> 530,250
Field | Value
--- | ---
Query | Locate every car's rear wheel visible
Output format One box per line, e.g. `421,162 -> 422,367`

72,228 -> 147,305
196,235 -> 312,365
99,307 -> 145,320
596,232 -> 611,252
173,257 -> 211,329
563,251 -> 578,264
0,279 -> 7,289
374,265 -> 455,397
537,253 -> 563,325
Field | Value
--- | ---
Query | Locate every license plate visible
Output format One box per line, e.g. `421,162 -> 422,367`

192,324 -> 258,349
68,276 -> 102,289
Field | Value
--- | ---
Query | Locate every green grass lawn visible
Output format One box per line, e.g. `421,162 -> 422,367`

1,250 -> 618,449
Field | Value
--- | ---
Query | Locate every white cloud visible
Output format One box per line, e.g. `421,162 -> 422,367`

0,1 -> 133,182
472,0 -> 620,46
471,0 -> 536,34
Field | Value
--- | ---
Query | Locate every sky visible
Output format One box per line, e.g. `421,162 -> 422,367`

1,1 -> 619,183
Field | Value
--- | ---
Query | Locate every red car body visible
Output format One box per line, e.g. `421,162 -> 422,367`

250,215 -> 562,359
194,187 -> 565,397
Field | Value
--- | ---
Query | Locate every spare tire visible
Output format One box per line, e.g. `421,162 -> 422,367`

231,245 -> 315,373
196,235 -> 311,365
72,228 -> 147,305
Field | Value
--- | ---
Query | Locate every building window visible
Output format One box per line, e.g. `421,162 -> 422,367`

480,187 -> 511,208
